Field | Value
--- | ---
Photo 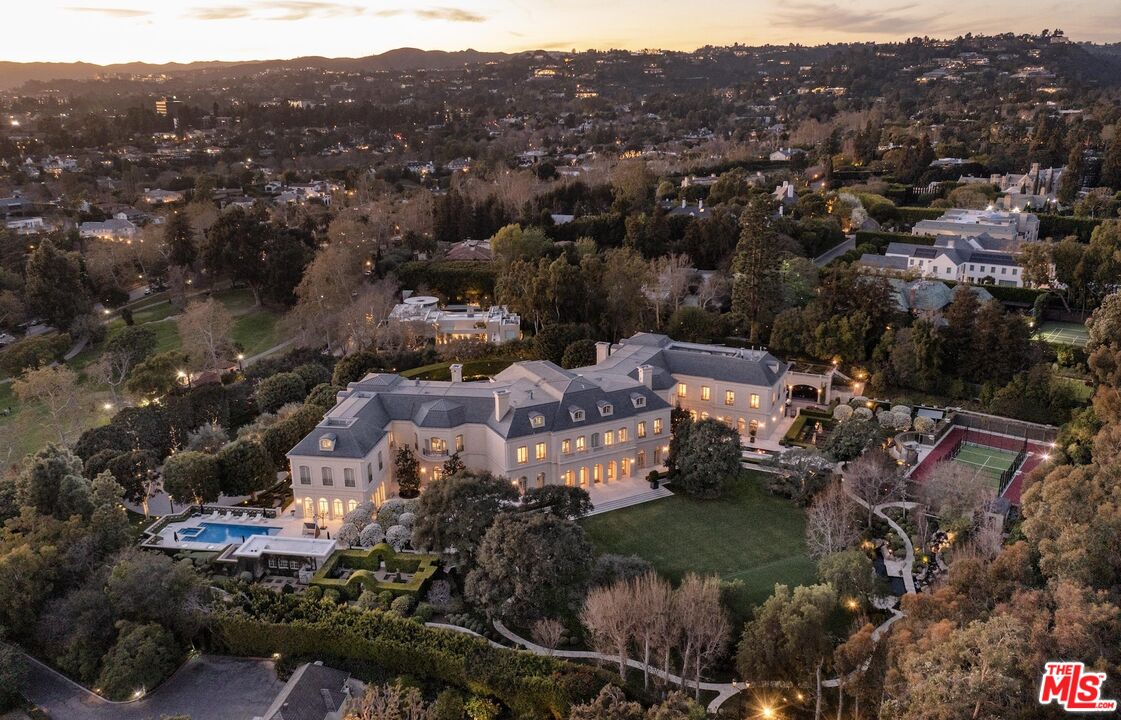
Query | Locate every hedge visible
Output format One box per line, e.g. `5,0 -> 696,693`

1037,214 -> 1103,242
895,206 -> 945,226
396,261 -> 498,302
212,601 -> 611,718
310,544 -> 439,598
781,409 -> 835,448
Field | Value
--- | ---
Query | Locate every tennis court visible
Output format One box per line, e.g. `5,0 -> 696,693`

1034,321 -> 1089,347
952,443 -> 1019,489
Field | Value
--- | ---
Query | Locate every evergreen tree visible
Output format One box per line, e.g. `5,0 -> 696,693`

164,211 -> 196,268
731,196 -> 782,343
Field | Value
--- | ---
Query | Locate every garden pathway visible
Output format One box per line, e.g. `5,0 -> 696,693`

492,620 -> 745,713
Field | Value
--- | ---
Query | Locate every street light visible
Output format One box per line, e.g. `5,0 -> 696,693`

177,370 -> 192,389
237,353 -> 245,373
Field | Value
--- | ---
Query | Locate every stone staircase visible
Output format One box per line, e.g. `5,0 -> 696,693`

585,486 -> 674,516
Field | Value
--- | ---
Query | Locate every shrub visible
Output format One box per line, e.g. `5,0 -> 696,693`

832,404 -> 854,421
397,511 -> 417,529
426,579 -> 453,612
377,498 -> 415,527
386,524 -> 411,551
255,372 -> 306,413
391,594 -> 415,616
292,362 -> 331,391
95,622 -> 180,701
853,406 -> 874,420
413,602 -> 435,623
343,502 -> 374,530
913,415 -> 936,433
337,523 -> 360,547
891,404 -> 912,416
359,523 -> 386,547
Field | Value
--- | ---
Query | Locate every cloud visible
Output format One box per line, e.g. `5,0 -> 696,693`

770,2 -> 941,35
65,6 -> 151,18
187,2 -> 486,23
414,7 -> 486,22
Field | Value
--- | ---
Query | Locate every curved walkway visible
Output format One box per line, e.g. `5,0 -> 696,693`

492,620 -> 743,713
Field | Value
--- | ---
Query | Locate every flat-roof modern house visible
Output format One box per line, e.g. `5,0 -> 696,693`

912,208 -> 1039,244
286,333 -> 821,520
387,296 -> 522,345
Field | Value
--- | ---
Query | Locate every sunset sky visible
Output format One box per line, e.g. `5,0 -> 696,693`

6,0 -> 1121,65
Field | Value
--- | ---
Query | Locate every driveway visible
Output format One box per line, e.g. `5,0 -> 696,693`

21,653 -> 285,720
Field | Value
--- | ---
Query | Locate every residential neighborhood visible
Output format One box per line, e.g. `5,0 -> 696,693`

0,14 -> 1120,720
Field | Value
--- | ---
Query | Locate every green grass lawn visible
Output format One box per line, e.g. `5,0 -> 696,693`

580,471 -> 817,614
233,309 -> 283,356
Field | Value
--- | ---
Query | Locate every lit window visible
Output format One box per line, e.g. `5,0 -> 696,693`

653,418 -> 663,435
562,438 -> 572,454
701,386 -> 711,401
737,417 -> 746,433
535,442 -> 547,460
530,413 -> 545,428
637,421 -> 647,438
618,427 -> 628,442
344,468 -> 355,487
564,470 -> 575,486
347,499 -> 357,513
750,393 -> 760,409
677,383 -> 687,398
576,436 -> 586,452
318,433 -> 336,452
517,446 -> 528,464
725,391 -> 735,406
605,431 -> 614,446
455,434 -> 464,452
701,412 -> 709,420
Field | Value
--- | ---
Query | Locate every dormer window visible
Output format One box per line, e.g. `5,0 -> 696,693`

569,407 -> 585,422
631,394 -> 646,409
530,413 -> 545,428
598,401 -> 613,417
318,433 -> 337,452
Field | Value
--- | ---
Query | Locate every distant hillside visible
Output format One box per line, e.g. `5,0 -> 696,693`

0,48 -> 510,90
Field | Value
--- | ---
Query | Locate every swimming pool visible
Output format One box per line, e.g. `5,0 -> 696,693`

181,521 -> 282,545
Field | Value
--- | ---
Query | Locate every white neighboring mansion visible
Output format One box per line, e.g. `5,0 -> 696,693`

959,163 -> 1064,210
286,333 -> 820,521
857,209 -> 1040,288
387,296 -> 521,345
78,215 -> 139,241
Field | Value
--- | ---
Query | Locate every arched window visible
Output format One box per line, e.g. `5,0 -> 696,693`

304,497 -> 313,519
333,498 -> 344,518
347,499 -> 357,513
318,498 -> 329,518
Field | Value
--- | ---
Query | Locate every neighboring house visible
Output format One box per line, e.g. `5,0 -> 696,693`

664,197 -> 710,219
959,163 -> 1064,210
769,147 -> 805,162
142,188 -> 184,205
445,239 -> 492,261
286,333 -> 831,519
5,217 -> 45,234
0,195 -> 27,217
255,661 -> 356,720
887,279 -> 994,322
912,208 -> 1039,244
772,180 -> 797,211
79,217 -> 139,241
858,234 -> 1027,287
387,296 -> 522,345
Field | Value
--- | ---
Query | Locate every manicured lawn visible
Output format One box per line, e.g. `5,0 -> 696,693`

400,358 -> 515,380
232,309 -> 283,357
581,471 -> 817,613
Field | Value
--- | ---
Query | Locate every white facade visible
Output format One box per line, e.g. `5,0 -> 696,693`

388,296 -> 522,345
287,333 -> 793,519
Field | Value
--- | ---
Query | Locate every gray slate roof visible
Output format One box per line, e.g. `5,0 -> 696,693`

264,662 -> 350,720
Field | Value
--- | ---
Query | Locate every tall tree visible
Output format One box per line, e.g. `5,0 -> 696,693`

25,240 -> 90,330
13,364 -> 82,444
411,471 -> 518,562
94,325 -> 157,404
731,196 -> 783,343
164,211 -> 197,268
201,207 -> 269,304
1101,123 -> 1121,192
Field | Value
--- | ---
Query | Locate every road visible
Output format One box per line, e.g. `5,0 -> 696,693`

20,653 -> 285,720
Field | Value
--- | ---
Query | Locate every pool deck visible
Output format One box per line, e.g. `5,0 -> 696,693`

148,509 -> 344,553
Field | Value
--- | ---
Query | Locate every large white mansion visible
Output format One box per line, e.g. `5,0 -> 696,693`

287,333 -> 824,521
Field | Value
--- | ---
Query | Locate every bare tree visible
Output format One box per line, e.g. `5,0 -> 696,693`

531,618 -> 565,656
651,253 -> 695,325
844,449 -> 907,527
581,581 -> 636,678
13,364 -> 82,444
676,573 -> 730,699
695,273 -> 731,311
337,277 -> 401,352
178,298 -> 234,371
288,242 -> 363,351
919,461 -> 995,528
345,683 -> 431,720
629,572 -> 674,689
805,481 -> 861,560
